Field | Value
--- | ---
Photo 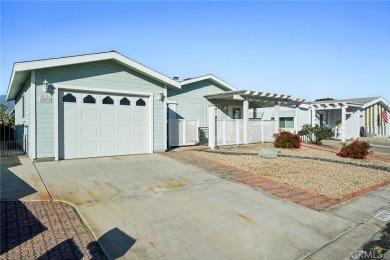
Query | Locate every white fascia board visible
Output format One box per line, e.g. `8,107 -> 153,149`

7,51 -> 181,100
362,97 -> 390,110
180,75 -> 238,91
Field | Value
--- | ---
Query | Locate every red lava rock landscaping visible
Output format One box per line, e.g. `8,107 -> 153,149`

0,200 -> 106,260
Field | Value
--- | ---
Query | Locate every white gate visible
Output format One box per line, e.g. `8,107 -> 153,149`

168,119 -> 200,147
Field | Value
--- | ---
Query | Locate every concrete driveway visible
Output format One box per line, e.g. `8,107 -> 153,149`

32,154 -> 361,259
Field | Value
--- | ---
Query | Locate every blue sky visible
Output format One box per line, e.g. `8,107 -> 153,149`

1,1 -> 389,101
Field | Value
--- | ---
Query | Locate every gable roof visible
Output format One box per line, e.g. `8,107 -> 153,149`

306,96 -> 390,111
6,51 -> 181,101
179,74 -> 238,91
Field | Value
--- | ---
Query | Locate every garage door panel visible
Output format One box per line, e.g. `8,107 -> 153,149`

60,91 -> 149,159
101,126 -> 117,138
134,111 -> 148,124
81,143 -> 99,156
63,143 -> 79,158
64,126 -> 79,140
118,141 -> 134,154
101,142 -> 117,155
81,109 -> 98,122
134,126 -> 148,138
118,126 -> 133,139
64,108 -> 78,122
101,110 -> 116,123
81,126 -> 99,139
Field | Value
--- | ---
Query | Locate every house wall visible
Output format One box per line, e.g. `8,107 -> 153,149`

14,75 -> 32,157
345,107 -> 360,140
35,60 -> 166,158
254,106 -> 311,129
167,80 -> 227,127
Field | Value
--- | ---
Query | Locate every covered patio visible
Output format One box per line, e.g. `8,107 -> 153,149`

205,90 -> 306,148
309,101 -> 362,142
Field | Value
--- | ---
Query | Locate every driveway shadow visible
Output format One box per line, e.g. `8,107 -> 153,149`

0,157 -> 48,254
95,228 -> 136,259
0,201 -> 47,254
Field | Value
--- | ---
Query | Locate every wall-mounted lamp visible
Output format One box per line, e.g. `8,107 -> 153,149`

157,91 -> 164,101
42,79 -> 49,93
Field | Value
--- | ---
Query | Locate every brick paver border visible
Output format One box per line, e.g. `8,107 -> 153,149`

165,150 -> 389,211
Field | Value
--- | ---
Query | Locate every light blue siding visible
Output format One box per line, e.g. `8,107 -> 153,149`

14,75 -> 32,157
168,80 -> 228,127
35,60 -> 166,158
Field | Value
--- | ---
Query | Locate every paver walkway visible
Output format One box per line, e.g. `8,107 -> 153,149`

0,201 -> 106,260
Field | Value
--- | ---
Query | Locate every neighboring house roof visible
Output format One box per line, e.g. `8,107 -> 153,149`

6,51 -> 181,101
306,96 -> 390,111
179,74 -> 238,91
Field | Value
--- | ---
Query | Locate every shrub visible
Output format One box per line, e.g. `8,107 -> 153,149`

298,124 -> 334,144
338,140 -> 371,159
274,131 -> 301,149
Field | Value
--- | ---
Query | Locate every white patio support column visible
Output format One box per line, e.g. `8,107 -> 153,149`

311,106 -> 316,127
294,104 -> 299,134
341,105 -> 346,142
208,107 -> 216,148
274,100 -> 280,133
243,98 -> 249,144
374,104 -> 378,135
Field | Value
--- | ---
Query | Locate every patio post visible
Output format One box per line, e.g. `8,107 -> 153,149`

243,98 -> 249,144
373,104 -> 378,135
208,107 -> 216,148
295,104 -> 299,134
274,100 -> 280,133
311,106 -> 316,127
341,105 -> 346,142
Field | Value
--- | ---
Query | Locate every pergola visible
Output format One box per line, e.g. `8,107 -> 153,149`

308,101 -> 362,141
205,90 -> 307,134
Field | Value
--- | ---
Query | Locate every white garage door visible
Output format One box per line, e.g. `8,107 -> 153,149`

59,91 -> 149,159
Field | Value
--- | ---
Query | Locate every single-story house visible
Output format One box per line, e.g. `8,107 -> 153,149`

254,97 -> 390,141
6,51 -> 389,160
6,51 -> 180,160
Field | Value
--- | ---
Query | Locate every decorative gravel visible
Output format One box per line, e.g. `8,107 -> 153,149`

191,144 -> 390,199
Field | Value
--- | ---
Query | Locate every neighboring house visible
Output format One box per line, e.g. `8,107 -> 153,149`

306,97 -> 390,141
6,51 -> 180,160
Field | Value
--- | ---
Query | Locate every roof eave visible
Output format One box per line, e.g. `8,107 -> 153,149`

6,51 -> 181,100
180,75 -> 238,91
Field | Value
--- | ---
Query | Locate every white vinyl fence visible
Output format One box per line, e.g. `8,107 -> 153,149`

168,119 -> 200,147
214,119 -> 276,146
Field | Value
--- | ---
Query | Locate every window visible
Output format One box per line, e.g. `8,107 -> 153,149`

22,95 -> 25,119
63,93 -> 76,103
232,108 -> 241,119
136,98 -> 146,106
120,97 -> 130,106
102,96 -> 114,105
279,117 -> 294,128
83,95 -> 96,104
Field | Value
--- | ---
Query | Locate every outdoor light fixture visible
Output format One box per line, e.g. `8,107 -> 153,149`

42,79 -> 49,93
157,91 -> 164,101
